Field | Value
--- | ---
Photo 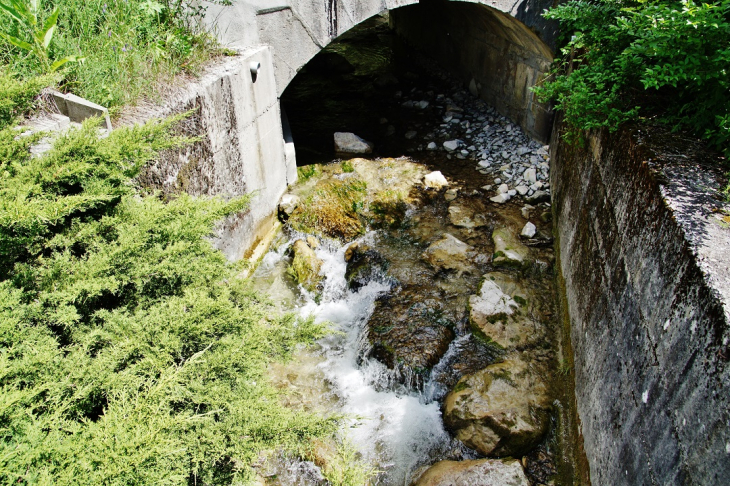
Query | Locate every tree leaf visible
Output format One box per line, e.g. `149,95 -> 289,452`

41,8 -> 58,49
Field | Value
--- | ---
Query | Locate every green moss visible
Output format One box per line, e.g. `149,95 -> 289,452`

513,295 -> 528,306
341,159 -> 355,173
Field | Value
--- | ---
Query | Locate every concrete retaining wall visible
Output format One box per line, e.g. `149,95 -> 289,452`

390,0 -> 554,141
551,120 -> 730,484
135,47 -> 296,261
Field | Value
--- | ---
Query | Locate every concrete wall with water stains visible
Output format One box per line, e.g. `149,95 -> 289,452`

389,1 -> 554,142
550,118 -> 730,485
135,47 -> 296,261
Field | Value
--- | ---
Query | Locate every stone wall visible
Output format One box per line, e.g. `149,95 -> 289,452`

390,1 -> 554,141
134,47 -> 296,261
551,120 -> 730,484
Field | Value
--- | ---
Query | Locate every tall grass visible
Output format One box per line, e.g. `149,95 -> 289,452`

0,0 -> 219,108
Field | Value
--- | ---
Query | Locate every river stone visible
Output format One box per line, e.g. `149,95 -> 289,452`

334,132 -> 373,155
423,171 -> 449,189
443,140 -> 459,152
278,194 -> 300,218
448,202 -> 488,229
344,245 -> 388,291
412,458 -> 529,486
444,188 -> 459,202
367,287 -> 455,381
489,193 -> 510,204
443,355 -> 552,457
468,272 -> 544,349
520,222 -> 536,238
289,240 -> 323,293
492,227 -> 530,267
422,234 -> 473,274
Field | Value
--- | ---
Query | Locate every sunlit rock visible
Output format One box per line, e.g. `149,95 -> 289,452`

492,227 -> 530,267
422,233 -> 473,274
444,355 -> 552,457
288,240 -> 323,293
412,458 -> 530,486
334,132 -> 373,155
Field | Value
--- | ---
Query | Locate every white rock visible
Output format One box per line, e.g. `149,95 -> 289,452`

494,178 -> 502,184
478,160 -> 490,168
523,168 -> 537,183
521,222 -> 537,238
507,189 -> 517,196
497,184 -> 509,194
278,194 -> 300,217
516,185 -> 529,195
334,132 -> 373,154
481,185 -> 493,191
443,140 -> 459,152
490,193 -> 511,204
424,171 -> 449,189
427,142 -> 437,150
517,146 -> 531,156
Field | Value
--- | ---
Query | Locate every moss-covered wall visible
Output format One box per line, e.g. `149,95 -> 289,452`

551,118 -> 730,484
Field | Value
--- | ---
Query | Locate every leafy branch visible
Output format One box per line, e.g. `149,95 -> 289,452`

0,0 -> 83,72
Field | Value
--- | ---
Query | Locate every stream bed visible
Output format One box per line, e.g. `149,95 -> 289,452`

250,15 -> 576,486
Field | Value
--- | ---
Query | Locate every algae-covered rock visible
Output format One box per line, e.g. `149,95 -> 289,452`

344,244 -> 388,291
288,178 -> 367,240
492,227 -> 530,267
411,458 -> 530,486
444,355 -> 552,457
468,273 -> 544,350
288,240 -> 324,292
422,234 -> 474,274
367,287 -> 455,383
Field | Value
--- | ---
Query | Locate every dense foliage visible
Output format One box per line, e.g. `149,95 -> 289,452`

0,74 -> 336,484
535,0 -> 729,160
0,0 -> 219,107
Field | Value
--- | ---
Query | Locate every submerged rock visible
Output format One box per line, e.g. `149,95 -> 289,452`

344,244 -> 388,291
492,227 -> 530,267
444,355 -> 552,457
367,287 -> 455,383
468,272 -> 545,349
288,240 -> 324,293
448,201 -> 488,229
422,234 -> 473,274
412,458 -> 530,486
334,132 -> 373,155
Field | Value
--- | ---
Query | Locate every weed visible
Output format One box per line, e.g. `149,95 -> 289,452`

341,159 -> 354,173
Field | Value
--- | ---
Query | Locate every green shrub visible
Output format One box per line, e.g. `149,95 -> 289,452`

535,0 -> 730,160
0,108 -> 336,484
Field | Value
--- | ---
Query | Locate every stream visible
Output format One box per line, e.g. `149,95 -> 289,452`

250,15 -> 572,486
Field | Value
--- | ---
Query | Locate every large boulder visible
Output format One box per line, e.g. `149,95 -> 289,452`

422,234 -> 474,274
468,273 -> 545,350
491,227 -> 530,267
412,458 -> 529,486
367,287 -> 455,384
334,132 -> 373,155
443,355 -> 552,457
288,240 -> 324,293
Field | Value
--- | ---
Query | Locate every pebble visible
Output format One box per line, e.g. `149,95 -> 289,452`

427,142 -> 437,150
490,193 -> 510,204
521,222 -> 537,238
497,183 -> 509,194
494,178 -> 502,184
443,140 -> 459,152
405,130 -> 417,140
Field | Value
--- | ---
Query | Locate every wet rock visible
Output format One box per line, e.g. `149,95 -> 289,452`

468,272 -> 544,349
492,227 -> 530,267
422,233 -> 473,274
334,132 -> 373,155
444,355 -> 552,457
412,458 -> 530,486
423,171 -> 449,190
344,245 -> 388,291
520,222 -> 536,238
367,287 -> 455,381
288,240 -> 323,292
448,202 -> 488,229
278,194 -> 300,219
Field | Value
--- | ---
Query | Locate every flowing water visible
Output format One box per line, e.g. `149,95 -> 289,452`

252,14 -> 573,486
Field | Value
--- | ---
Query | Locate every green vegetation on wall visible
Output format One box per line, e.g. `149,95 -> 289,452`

0,75 -> 337,484
535,0 -> 729,162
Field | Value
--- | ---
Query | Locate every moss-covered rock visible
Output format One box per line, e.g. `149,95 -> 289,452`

288,240 -> 324,292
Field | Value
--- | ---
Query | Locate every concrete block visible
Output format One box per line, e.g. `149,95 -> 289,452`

51,91 -> 112,130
